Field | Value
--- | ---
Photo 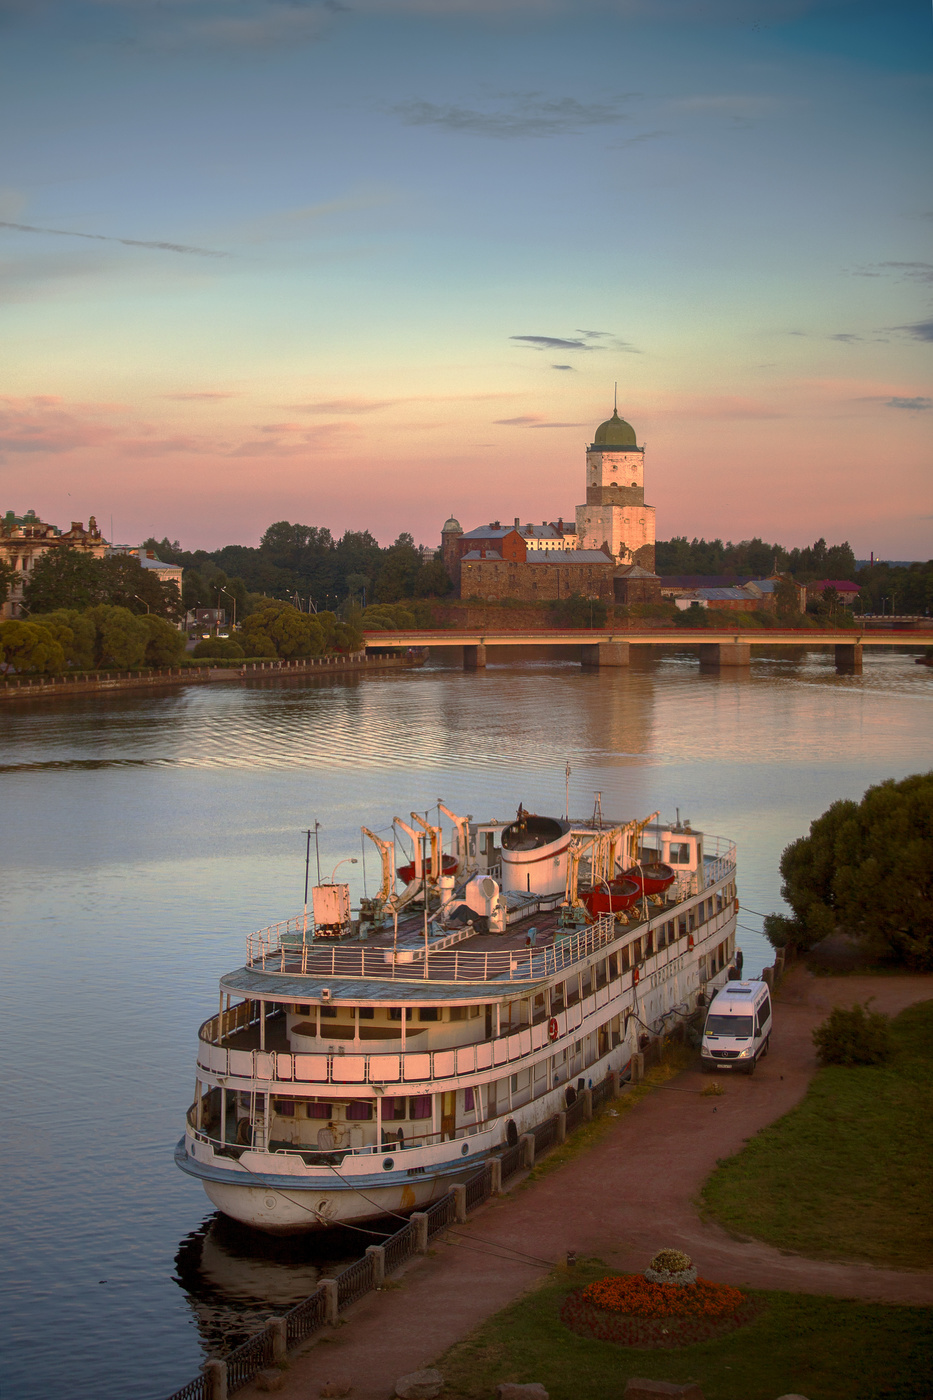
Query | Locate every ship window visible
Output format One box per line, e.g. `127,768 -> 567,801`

581,970 -> 592,998
346,1101 -> 372,1120
463,1087 -> 475,1112
470,1006 -> 481,1019
386,1099 -> 407,1121
320,1006 -> 337,1018
389,1008 -> 413,1020
678,916 -> 687,938
621,946 -> 630,972
449,1006 -> 466,1021
418,1008 -> 440,1022
669,843 -> 691,864
410,1095 -> 432,1120
608,953 -> 619,979
307,1102 -> 331,1119
632,938 -> 642,964
358,1007 -> 374,1019
551,983 -> 565,1013
645,932 -> 653,957
274,1100 -> 296,1116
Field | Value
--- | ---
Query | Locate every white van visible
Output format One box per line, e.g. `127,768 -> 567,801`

700,980 -> 772,1075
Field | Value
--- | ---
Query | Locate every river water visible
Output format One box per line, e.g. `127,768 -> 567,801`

2,645 -> 930,1399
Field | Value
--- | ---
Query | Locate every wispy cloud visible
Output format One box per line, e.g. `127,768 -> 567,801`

886,396 -> 932,411
552,364 -> 575,371
830,332 -> 861,343
895,320 -> 933,343
0,221 -> 227,258
163,391 -> 242,401
494,415 -> 544,425
511,331 -> 640,353
852,261 -> 933,283
393,94 -> 639,139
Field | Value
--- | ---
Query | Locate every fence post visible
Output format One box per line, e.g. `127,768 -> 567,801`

762,966 -> 774,991
366,1244 -> 385,1288
630,1052 -> 645,1084
489,1157 -> 502,1194
412,1212 -> 429,1254
608,1069 -> 621,1098
204,1360 -> 228,1400
582,1088 -> 593,1121
520,1132 -> 535,1168
556,1110 -> 567,1144
320,1278 -> 339,1325
452,1184 -> 467,1223
269,1317 -> 286,1363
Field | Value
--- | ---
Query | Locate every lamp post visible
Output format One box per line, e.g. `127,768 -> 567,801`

328,857 -> 358,884
133,594 -> 150,614
217,586 -> 236,631
302,823 -> 322,936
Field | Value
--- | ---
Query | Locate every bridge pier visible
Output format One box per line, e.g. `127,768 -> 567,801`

463,644 -> 486,669
581,641 -> 630,668
699,642 -> 752,669
835,643 -> 863,673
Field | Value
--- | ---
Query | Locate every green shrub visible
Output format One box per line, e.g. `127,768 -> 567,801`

192,637 -> 245,659
812,1003 -> 893,1067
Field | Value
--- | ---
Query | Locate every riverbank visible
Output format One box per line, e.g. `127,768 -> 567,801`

243,965 -> 933,1400
0,650 -> 422,703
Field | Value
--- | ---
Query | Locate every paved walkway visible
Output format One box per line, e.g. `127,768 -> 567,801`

243,968 -> 933,1400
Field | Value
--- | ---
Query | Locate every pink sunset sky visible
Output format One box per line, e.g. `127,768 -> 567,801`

2,0 -> 931,558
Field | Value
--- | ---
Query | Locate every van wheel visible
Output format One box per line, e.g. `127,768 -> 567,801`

744,1058 -> 756,1076
761,1037 -> 770,1058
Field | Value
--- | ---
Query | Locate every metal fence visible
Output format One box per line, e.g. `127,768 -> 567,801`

283,1284 -> 328,1348
165,1069 -> 619,1400
225,1328 -> 275,1394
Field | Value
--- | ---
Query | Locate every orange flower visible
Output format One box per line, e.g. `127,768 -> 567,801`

580,1274 -> 745,1319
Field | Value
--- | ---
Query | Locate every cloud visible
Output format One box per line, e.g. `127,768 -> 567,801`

886,396 -> 932,411
162,391 -> 242,401
529,421 -> 586,428
852,261 -> 933,283
0,395 -> 123,455
830,333 -> 861,343
552,364 -> 575,371
670,94 -> 786,127
613,129 -> 671,148
294,397 -> 406,415
896,321 -> 933,342
0,220 -> 227,258
511,332 -> 640,353
494,415 -> 544,425
392,94 -> 639,139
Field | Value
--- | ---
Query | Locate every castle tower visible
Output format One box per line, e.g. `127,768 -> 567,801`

441,514 -> 463,588
575,408 -> 655,569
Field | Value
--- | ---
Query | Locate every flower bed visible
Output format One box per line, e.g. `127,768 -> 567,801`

560,1275 -> 760,1349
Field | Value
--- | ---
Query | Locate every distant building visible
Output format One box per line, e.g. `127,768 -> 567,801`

441,404 -> 657,599
108,545 -> 183,596
806,579 -> 860,608
0,509 -> 108,619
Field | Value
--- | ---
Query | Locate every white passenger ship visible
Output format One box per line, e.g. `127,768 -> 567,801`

176,804 -> 739,1233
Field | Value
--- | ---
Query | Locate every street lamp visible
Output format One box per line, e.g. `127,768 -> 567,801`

217,586 -> 236,631
133,594 -> 150,614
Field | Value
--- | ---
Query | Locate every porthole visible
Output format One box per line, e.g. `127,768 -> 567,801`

461,1143 -> 469,1156
264,1195 -> 277,1209
382,1157 -> 394,1171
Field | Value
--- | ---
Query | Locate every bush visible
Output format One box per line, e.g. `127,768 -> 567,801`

192,637 -> 245,659
812,1003 -> 893,1067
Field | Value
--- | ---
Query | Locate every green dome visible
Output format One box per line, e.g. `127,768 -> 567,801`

593,409 -> 637,449
442,515 -> 462,534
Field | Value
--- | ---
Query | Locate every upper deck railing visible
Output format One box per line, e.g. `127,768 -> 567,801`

243,841 -> 736,984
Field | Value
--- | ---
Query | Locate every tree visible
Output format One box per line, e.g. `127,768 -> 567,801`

239,601 -> 325,659
764,773 -> 933,969
86,605 -> 149,668
550,594 -> 607,627
23,549 -> 180,619
0,620 -> 65,674
775,576 -> 801,618
141,615 -> 187,666
28,609 -> 96,669
0,557 -> 16,609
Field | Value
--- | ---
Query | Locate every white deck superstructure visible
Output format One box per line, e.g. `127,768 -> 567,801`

176,807 -> 739,1233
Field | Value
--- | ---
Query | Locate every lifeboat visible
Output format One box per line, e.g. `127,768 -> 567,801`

623,863 -> 676,896
396,854 -> 459,885
581,877 -> 640,917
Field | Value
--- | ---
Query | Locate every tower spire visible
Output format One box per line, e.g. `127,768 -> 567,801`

614,381 -> 618,413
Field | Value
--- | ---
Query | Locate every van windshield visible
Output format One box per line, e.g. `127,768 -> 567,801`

705,1014 -> 753,1038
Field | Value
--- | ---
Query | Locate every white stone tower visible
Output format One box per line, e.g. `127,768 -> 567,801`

575,407 -> 655,569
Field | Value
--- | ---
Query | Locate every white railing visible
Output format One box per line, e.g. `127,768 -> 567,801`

247,913 -> 619,983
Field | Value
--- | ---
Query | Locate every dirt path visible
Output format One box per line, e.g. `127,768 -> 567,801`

243,968 -> 933,1400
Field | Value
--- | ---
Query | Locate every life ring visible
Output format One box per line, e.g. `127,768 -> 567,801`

632,967 -> 640,985
734,896 -> 739,913
687,934 -> 694,949
547,1016 -> 559,1042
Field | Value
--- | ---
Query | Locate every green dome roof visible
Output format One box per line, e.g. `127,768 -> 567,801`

593,409 -> 637,448
442,516 -> 462,533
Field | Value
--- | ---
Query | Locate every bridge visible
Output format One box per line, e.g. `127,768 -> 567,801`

363,627 -> 931,672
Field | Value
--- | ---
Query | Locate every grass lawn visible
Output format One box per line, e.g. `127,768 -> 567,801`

436,1258 -> 933,1400
700,999 -> 933,1268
